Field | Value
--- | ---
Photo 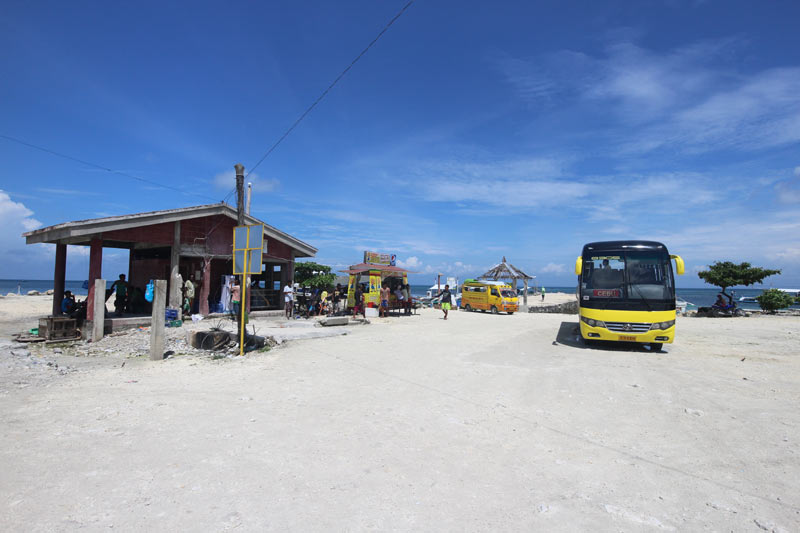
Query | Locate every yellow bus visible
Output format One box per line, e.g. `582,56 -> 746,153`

575,241 -> 684,351
460,279 -> 518,314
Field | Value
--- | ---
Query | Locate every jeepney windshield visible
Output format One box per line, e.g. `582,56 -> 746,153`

500,289 -> 517,298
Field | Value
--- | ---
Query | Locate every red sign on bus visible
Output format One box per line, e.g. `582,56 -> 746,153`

593,289 -> 621,298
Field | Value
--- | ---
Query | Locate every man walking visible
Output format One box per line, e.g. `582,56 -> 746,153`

435,284 -> 453,320
110,274 -> 129,316
541,286 -> 546,301
283,279 -> 294,319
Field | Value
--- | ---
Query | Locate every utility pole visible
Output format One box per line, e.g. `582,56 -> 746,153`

235,164 -> 245,225
234,164 -> 246,352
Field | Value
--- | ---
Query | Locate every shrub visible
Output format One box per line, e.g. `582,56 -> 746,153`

756,289 -> 795,313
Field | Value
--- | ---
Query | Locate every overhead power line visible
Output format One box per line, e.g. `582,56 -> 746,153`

0,133 -> 223,203
246,0 -> 415,178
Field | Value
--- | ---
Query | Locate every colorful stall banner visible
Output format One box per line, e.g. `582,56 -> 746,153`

363,251 -> 396,266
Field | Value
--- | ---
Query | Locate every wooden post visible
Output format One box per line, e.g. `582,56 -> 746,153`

52,244 -> 67,316
169,221 -> 181,317
150,280 -> 167,360
92,278 -> 105,342
200,257 -> 210,315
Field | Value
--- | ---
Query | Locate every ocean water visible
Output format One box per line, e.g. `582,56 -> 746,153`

0,279 -> 108,297
409,283 -> 798,310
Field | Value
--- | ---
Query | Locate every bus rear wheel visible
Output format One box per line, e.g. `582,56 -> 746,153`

507,312 -> 514,315
464,304 -> 472,312
491,306 -> 498,314
650,343 -> 663,352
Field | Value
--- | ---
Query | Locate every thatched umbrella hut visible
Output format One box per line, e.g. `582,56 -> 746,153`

478,257 -> 535,309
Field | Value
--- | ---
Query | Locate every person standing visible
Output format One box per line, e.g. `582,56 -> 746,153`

110,274 -> 129,316
435,284 -> 453,320
380,284 -> 390,318
283,279 -> 294,319
541,286 -> 546,301
353,284 -> 364,319
402,283 -> 411,315
230,279 -> 241,318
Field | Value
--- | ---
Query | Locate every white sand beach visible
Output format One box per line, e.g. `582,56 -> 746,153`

1,294 -> 799,530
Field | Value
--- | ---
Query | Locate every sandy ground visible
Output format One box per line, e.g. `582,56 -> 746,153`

1,294 -> 799,531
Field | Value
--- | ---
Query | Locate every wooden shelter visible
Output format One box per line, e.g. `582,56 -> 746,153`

478,257 -> 535,308
23,203 -> 316,330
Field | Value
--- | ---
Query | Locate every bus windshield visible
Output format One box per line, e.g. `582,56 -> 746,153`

581,253 -> 674,302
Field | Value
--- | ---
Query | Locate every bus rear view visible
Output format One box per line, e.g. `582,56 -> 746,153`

575,241 -> 685,351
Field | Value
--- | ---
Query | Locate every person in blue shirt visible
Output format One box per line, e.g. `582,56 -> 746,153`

61,291 -> 76,314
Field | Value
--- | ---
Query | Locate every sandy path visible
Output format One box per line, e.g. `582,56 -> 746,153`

1,306 -> 799,530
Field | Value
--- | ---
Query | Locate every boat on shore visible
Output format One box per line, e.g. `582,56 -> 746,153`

676,297 -> 693,313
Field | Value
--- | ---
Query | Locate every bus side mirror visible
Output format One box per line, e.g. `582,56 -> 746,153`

671,254 -> 685,275
575,257 -> 582,276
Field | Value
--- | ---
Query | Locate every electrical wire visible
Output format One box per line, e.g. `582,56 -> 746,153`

0,133 -> 222,202
245,0 -> 415,178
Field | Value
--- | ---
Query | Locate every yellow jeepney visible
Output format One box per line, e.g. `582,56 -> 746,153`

460,279 -> 518,314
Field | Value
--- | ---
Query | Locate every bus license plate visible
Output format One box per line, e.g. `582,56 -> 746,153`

618,335 -> 636,341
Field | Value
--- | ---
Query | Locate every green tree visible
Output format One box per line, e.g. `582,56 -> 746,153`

294,261 -> 336,289
756,289 -> 795,313
697,261 -> 781,302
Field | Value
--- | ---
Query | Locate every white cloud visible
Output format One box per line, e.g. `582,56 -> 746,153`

212,170 -> 280,193
500,38 -> 800,154
0,190 -> 42,244
540,262 -> 566,274
397,256 -> 422,269
0,190 -> 52,275
794,166 -> 800,177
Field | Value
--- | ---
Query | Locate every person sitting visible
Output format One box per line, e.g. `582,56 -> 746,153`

61,291 -> 76,314
713,293 -> 728,308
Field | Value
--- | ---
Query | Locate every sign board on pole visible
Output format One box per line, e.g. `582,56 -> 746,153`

233,224 -> 264,275
363,251 -> 396,266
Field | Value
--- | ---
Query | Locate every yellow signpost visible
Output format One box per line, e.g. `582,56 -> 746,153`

233,224 -> 264,355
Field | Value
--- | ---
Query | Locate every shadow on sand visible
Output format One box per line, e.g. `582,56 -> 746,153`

555,321 -> 663,353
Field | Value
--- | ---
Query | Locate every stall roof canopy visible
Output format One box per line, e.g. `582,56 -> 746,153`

22,203 -> 317,257
478,257 -> 534,280
340,263 -> 414,275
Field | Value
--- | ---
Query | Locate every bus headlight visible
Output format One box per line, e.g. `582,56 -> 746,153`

581,316 -> 606,328
650,320 -> 675,331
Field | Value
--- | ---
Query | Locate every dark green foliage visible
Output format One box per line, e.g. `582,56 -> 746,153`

697,261 -> 781,298
756,289 -> 795,313
294,261 -> 336,289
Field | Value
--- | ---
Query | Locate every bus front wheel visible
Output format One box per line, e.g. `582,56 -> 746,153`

491,306 -> 499,314
650,343 -> 663,352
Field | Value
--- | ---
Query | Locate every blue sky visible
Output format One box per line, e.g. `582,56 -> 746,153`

1,0 -> 799,288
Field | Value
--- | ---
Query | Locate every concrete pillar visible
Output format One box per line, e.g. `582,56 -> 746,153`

522,279 -> 529,311
169,221 -> 181,315
150,279 -> 166,360
92,278 -> 105,341
52,244 -> 67,316
86,238 -> 103,321
199,258 -> 210,315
